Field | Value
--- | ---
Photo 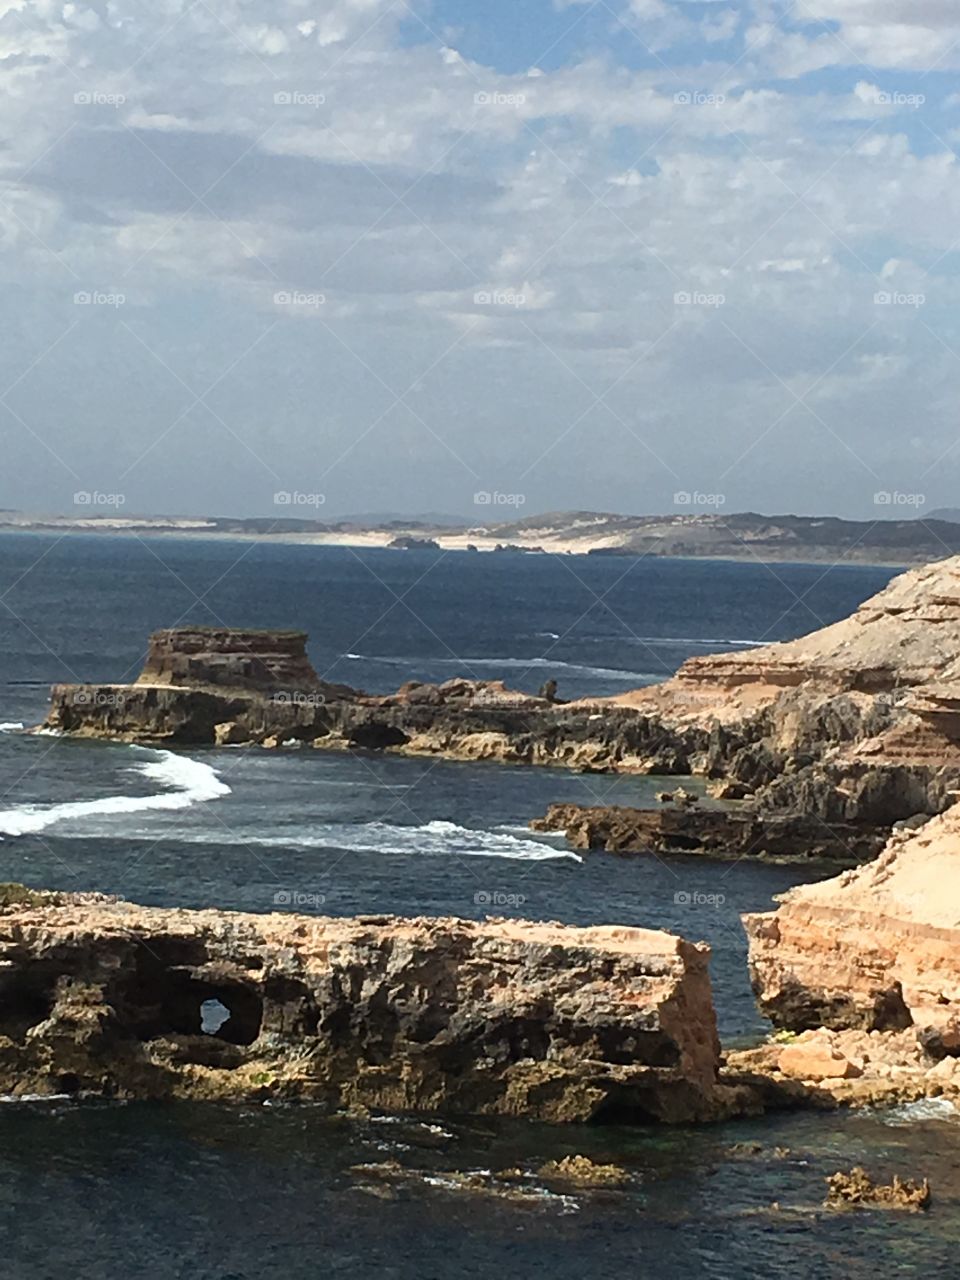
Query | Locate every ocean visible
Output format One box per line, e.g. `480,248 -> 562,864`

0,533 -> 954,1277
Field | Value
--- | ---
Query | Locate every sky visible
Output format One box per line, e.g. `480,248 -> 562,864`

2,0 -> 960,521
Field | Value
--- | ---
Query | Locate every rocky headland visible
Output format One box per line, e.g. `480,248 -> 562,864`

41,554 -> 960,862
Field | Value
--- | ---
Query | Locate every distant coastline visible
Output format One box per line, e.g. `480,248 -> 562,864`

1,508 -> 956,567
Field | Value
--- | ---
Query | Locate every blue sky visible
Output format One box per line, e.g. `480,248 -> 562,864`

2,0 -> 960,521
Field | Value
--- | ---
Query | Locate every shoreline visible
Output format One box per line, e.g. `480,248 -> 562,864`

0,525 -> 913,570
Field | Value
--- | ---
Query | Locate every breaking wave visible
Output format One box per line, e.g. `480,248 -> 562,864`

240,818 -> 581,862
0,749 -> 230,838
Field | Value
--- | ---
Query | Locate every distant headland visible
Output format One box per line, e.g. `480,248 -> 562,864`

3,507 -> 960,566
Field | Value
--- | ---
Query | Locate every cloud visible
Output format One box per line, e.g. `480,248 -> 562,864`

1,0 -> 960,519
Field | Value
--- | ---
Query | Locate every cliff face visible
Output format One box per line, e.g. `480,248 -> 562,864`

660,554 -> 960,700
743,803 -> 960,1043
137,627 -> 328,693
0,895 -> 724,1123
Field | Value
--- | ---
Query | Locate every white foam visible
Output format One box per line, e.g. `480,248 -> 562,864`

873,1097 -> 959,1126
247,818 -> 581,862
0,749 -> 230,838
0,1093 -> 74,1104
0,722 -> 24,732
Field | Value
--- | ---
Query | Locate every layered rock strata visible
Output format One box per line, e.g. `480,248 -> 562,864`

136,628 -> 330,693
0,893 -> 726,1123
743,802 -> 960,1043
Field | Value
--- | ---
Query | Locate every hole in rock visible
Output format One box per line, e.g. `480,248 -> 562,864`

0,968 -> 56,1041
117,960 -> 262,1046
200,998 -> 232,1035
163,976 -> 262,1045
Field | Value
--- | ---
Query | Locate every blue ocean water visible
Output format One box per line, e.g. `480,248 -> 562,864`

1,533 -> 953,1277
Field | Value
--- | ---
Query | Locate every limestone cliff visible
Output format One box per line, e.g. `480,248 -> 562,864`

743,802 -> 960,1042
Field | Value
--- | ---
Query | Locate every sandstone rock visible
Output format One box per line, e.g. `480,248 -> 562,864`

0,893 -> 724,1123
777,1036 -> 862,1081
214,721 -> 250,746
721,1027 -> 938,1112
743,802 -> 960,1037
708,780 -> 752,801
39,554 -> 960,858
138,627 -> 328,694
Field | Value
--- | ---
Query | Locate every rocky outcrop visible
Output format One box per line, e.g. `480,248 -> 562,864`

0,891 -> 727,1123
39,554 -> 960,856
743,802 -> 960,1041
138,627 -> 331,694
531,803 -> 886,863
43,639 -> 701,775
824,1167 -> 931,1212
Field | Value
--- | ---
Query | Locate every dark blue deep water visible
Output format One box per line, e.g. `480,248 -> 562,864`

1,534 -> 955,1277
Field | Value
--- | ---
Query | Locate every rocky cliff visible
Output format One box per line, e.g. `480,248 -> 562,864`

743,802 -> 960,1043
40,555 -> 960,856
136,627 -> 330,693
0,892 -> 725,1123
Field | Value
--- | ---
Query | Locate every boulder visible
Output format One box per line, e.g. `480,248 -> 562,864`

777,1034 -> 863,1081
214,721 -> 250,746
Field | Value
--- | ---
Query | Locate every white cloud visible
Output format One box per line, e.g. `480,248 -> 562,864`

2,0 -> 960,517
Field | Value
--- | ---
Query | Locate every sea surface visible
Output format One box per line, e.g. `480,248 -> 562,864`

0,533 -> 954,1276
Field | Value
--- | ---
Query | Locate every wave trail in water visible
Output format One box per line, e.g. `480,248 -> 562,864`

0,749 -> 230,838
339,654 -> 657,682
230,818 -> 581,862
